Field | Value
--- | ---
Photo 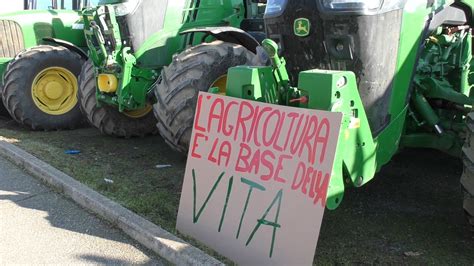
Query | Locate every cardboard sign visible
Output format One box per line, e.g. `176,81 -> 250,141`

177,92 -> 343,265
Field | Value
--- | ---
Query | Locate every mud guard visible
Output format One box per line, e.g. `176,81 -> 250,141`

180,27 -> 260,53
43,38 -> 88,60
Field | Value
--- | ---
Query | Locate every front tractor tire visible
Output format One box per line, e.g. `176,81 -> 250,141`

2,45 -> 84,130
79,60 -> 157,138
462,112 -> 474,228
153,41 -> 255,153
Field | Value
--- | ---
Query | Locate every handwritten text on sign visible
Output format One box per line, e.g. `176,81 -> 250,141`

176,92 -> 342,265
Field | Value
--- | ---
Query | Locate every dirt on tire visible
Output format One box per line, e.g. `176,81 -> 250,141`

153,41 -> 255,153
78,60 -> 158,138
1,45 -> 85,130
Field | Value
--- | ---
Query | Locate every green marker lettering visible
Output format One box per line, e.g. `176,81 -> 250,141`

236,178 -> 266,239
245,189 -> 283,258
192,169 -> 225,223
218,176 -> 234,232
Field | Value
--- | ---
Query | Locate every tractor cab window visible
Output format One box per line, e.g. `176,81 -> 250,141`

88,0 -> 100,6
265,0 -> 287,17
25,0 -> 98,10
111,0 -> 141,16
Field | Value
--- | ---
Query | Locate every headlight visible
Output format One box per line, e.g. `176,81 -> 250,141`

265,0 -> 288,18
112,0 -> 140,16
322,0 -> 382,11
319,0 -> 406,15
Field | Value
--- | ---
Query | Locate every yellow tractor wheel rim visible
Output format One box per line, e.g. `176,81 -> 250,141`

210,74 -> 227,95
31,67 -> 78,115
124,105 -> 153,118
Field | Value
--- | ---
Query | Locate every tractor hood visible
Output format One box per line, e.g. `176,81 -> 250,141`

264,0 -> 405,134
0,10 -> 86,59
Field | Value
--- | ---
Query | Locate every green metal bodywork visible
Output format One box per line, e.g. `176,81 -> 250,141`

83,0 -> 263,112
1,10 -> 86,47
225,0 -> 474,209
0,7 -> 88,85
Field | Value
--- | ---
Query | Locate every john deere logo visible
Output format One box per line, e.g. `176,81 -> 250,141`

294,18 -> 310,37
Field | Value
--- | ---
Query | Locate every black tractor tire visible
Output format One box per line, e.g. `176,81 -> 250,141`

153,41 -> 255,153
79,60 -> 157,138
1,45 -> 84,130
462,112 -> 474,228
0,85 -> 9,117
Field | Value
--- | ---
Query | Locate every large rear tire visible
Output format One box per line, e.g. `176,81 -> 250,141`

462,112 -> 474,228
1,45 -> 84,130
153,41 -> 255,153
79,60 -> 157,138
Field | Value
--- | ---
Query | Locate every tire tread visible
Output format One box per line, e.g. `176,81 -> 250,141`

153,41 -> 255,153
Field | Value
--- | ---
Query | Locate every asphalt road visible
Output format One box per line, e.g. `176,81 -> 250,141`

0,156 -> 165,265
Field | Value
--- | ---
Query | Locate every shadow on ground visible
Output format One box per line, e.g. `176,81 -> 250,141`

316,148 -> 474,264
0,154 -> 161,264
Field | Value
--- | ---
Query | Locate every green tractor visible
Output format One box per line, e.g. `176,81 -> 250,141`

78,0 -> 265,137
0,0 -> 97,130
156,0 -> 474,228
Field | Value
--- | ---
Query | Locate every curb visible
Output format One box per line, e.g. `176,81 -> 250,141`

0,140 -> 223,265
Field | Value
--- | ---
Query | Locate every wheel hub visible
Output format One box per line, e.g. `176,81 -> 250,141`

31,67 -> 78,115
44,81 -> 63,100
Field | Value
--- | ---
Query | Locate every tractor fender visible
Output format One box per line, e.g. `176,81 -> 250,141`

43,37 -> 88,60
180,27 -> 260,53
